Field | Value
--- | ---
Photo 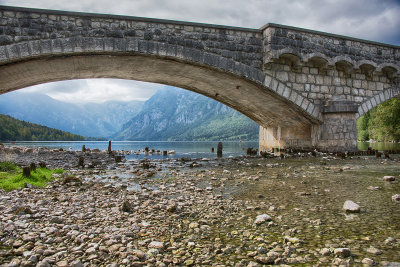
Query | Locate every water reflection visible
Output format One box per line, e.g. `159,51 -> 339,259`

358,141 -> 400,151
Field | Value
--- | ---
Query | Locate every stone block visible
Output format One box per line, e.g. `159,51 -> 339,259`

321,86 -> 329,94
0,46 -> 8,61
277,82 -> 285,95
289,91 -> 298,103
276,71 -> 288,82
311,84 -> 320,93
51,39 -> 63,53
307,74 -> 316,83
263,75 -> 273,88
270,78 -> 279,91
283,87 -> 291,99
295,94 -> 304,106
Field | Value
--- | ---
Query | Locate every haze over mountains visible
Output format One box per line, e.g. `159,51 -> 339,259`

0,87 -> 259,141
0,91 -> 143,138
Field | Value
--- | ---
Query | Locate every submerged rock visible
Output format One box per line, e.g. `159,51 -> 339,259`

343,200 -> 360,213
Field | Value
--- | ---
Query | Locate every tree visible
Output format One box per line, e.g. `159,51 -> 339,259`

357,98 -> 400,142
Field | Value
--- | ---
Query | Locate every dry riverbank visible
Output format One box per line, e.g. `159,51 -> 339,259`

1,147 -> 400,266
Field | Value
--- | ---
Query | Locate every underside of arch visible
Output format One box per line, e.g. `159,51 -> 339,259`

357,85 -> 400,118
0,53 -> 320,130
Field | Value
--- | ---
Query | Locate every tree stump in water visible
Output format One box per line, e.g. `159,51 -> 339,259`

30,162 -> 36,171
78,156 -> 84,167
22,166 -> 31,177
217,142 -> 223,157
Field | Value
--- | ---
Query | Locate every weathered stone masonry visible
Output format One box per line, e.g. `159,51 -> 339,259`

0,5 -> 399,151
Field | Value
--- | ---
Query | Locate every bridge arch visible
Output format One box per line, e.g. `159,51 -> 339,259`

357,84 -> 400,119
0,33 -> 321,130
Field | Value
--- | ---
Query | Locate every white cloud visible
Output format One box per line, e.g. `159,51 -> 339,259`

22,79 -> 161,103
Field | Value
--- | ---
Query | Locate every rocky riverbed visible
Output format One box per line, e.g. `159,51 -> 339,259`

1,146 -> 400,266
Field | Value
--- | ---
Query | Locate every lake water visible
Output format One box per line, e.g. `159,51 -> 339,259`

2,141 -> 399,159
1,141 -> 259,159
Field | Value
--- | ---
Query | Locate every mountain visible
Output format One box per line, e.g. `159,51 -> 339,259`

0,114 -> 86,141
113,87 -> 259,141
0,91 -> 143,138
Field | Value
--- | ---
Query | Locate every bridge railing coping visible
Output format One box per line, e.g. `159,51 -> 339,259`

0,5 -> 260,33
2,5 -> 399,49
261,23 -> 400,50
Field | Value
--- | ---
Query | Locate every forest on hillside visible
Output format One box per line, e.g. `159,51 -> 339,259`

0,114 -> 86,141
357,98 -> 400,142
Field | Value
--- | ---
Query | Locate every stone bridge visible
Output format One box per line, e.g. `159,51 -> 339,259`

0,5 -> 399,151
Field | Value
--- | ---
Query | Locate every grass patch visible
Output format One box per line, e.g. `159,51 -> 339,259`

0,161 -> 18,172
0,162 -> 64,191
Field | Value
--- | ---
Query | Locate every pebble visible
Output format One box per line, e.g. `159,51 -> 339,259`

334,248 -> 351,258
343,200 -> 361,213
254,214 -> 272,225
383,176 -> 395,181
362,257 -> 375,266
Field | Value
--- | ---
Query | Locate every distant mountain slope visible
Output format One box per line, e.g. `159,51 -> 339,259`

114,87 -> 259,141
0,91 -> 143,138
0,114 -> 86,141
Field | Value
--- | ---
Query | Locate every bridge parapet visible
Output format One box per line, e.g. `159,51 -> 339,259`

262,24 -> 400,80
0,5 -> 264,80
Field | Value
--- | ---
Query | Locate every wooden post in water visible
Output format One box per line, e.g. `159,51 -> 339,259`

22,166 -> 30,177
30,162 -> 36,171
78,156 -> 84,167
217,142 -> 223,157
108,140 -> 112,154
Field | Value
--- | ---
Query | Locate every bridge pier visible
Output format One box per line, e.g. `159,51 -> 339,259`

259,101 -> 358,153
259,124 -> 317,152
317,101 -> 358,152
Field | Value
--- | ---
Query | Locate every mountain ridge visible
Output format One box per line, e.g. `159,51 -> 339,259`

113,87 -> 259,141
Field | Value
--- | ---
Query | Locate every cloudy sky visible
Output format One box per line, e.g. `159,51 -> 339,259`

1,0 -> 400,103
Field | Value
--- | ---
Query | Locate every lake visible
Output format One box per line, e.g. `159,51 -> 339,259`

2,141 -> 399,159
1,141 -> 259,159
